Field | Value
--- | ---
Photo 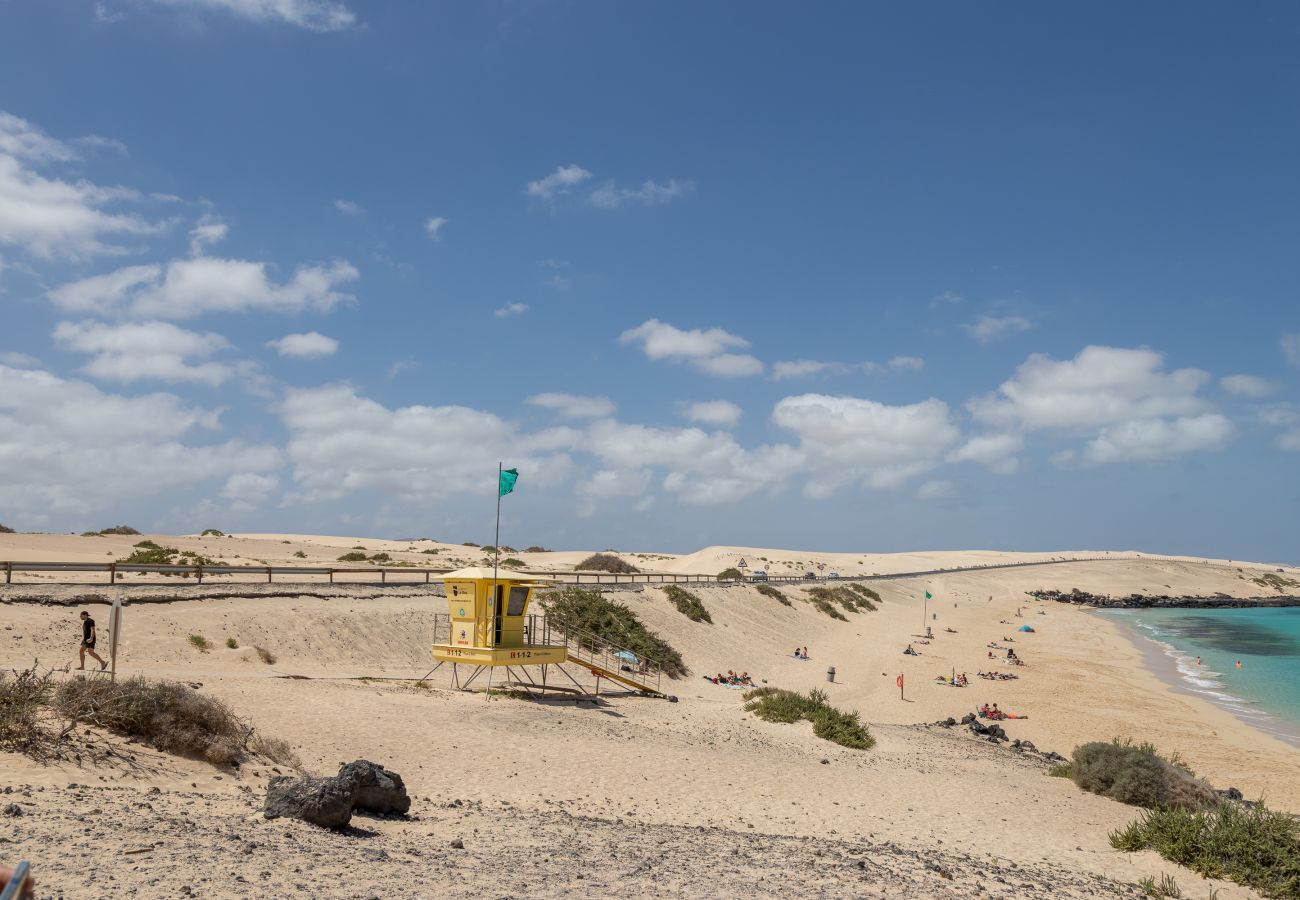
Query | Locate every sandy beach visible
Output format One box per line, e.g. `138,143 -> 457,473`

2,534 -> 1299,898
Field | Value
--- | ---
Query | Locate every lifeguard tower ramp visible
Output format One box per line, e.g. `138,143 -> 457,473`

430,568 -> 665,698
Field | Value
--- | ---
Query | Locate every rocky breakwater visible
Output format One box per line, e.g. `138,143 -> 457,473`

1030,588 -> 1300,609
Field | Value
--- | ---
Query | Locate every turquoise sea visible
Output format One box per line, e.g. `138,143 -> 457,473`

1099,607 -> 1300,746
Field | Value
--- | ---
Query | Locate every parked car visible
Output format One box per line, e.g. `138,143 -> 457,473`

803,571 -> 817,580
828,572 -> 840,579
749,570 -> 769,581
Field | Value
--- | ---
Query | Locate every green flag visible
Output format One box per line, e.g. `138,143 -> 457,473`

498,467 -> 518,497
925,590 -> 932,599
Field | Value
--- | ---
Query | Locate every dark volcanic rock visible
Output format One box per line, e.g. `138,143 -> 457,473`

337,760 -> 410,816
264,776 -> 354,828
1029,588 -> 1300,609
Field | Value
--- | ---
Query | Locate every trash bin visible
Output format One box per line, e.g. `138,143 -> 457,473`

826,666 -> 836,683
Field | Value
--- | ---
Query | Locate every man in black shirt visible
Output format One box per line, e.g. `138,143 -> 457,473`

78,610 -> 107,671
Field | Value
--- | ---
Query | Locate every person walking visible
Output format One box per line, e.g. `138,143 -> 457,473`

78,611 -> 107,671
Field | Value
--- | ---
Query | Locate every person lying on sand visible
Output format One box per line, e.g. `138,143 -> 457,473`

945,627 -> 957,633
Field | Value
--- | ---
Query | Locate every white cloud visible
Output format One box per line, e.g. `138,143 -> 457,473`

526,164 -> 592,201
493,302 -> 528,318
221,471 -> 279,503
0,363 -> 280,517
48,256 -> 358,318
969,346 -> 1231,466
916,480 -> 954,500
771,360 -> 845,380
0,110 -> 164,259
970,346 -> 1212,432
964,314 -> 1034,344
333,199 -> 363,216
948,433 -> 1023,474
1283,333 -> 1300,367
0,351 -> 42,369
187,215 -> 228,256
141,0 -> 356,31
589,178 -> 693,210
424,216 -> 447,240
1078,414 -> 1235,465
278,384 -> 574,504
386,359 -> 419,380
1220,374 -> 1277,398
583,419 -> 802,505
1259,403 -> 1300,453
771,394 -> 961,494
267,331 -> 339,359
528,392 -> 616,419
888,355 -> 925,372
682,400 -> 743,427
619,319 -> 763,378
930,291 -> 964,308
53,319 -> 235,385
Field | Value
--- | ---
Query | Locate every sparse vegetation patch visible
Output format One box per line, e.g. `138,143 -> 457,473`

540,586 -> 685,677
717,567 -> 743,581
755,583 -> 793,606
662,585 -> 712,623
1112,801 -> 1300,899
743,687 -> 874,750
99,525 -> 141,535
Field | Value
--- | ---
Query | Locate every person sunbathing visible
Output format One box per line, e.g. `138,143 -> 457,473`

903,644 -> 919,656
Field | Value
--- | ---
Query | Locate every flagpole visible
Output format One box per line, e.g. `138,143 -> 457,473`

492,462 -> 501,647
922,588 -> 927,631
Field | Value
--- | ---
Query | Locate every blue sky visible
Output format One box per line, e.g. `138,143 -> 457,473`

1,1 -> 1297,559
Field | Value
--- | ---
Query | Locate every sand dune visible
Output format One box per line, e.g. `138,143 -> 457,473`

2,535 -> 1297,898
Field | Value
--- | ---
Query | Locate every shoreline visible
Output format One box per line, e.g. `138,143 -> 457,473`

1095,607 -> 1300,751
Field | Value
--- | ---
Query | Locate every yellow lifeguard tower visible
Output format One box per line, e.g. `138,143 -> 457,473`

429,567 -> 666,698
432,567 -> 568,667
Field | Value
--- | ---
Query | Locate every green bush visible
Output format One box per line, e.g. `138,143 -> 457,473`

1069,739 -> 1214,810
803,590 -> 847,620
576,553 -> 639,574
808,585 -> 876,613
717,567 -> 743,581
118,545 -> 214,566
369,552 -> 391,562
480,545 -> 498,554
0,522 -> 14,534
80,531 -> 101,537
188,635 -> 211,652
743,687 -> 874,750
662,585 -> 712,623
337,551 -> 368,562
540,587 -> 685,678
1112,801 -> 1300,898
292,550 -> 307,558
200,529 -> 224,537
844,582 -> 882,604
99,525 -> 141,535
0,667 -> 53,751
133,539 -> 161,549
225,637 -> 238,649
755,583 -> 792,606
525,546 -> 548,553
501,558 -> 525,568
420,548 -> 440,554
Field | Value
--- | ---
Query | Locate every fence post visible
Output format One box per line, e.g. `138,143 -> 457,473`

381,569 -> 386,584
266,566 -> 272,584
196,565 -> 203,585
109,563 -> 116,585
4,561 -> 10,584
329,568 -> 334,584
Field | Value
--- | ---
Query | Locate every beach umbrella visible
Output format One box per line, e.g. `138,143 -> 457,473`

613,650 -> 639,663
1019,625 -> 1034,632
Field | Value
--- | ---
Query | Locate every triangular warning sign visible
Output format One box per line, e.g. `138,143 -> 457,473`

736,558 -> 748,568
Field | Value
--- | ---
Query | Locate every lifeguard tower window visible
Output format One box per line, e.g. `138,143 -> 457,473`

507,586 -> 528,616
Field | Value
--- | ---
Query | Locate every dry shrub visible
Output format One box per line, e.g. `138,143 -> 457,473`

254,646 -> 277,665
0,668 -> 55,751
55,676 -> 245,765
576,553 -> 639,574
1070,739 -> 1215,810
249,732 -> 300,768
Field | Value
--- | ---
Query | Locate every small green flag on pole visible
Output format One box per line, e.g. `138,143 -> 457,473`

498,468 -> 518,497
925,590 -> 932,599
